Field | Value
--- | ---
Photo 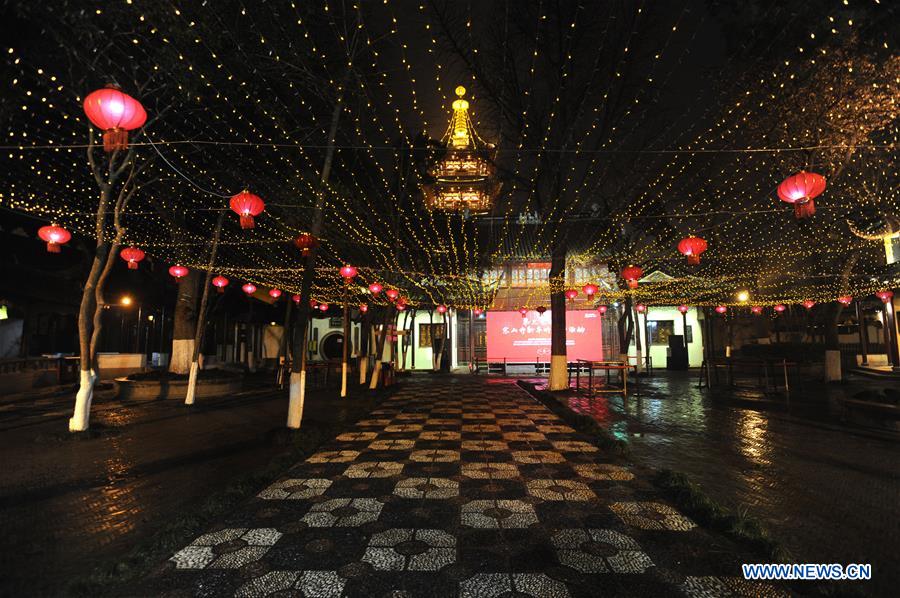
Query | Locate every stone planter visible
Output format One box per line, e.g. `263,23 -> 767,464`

115,376 -> 243,401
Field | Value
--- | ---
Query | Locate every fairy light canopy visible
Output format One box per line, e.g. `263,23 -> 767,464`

0,1 -> 897,311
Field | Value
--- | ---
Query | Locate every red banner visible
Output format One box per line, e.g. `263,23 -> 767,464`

486,310 -> 604,362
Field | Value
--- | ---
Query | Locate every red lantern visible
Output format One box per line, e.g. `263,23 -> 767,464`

677,236 -> 708,265
621,265 -> 643,290
678,305 -> 690,314
396,303 -> 407,311
519,307 -> 528,318
120,246 -> 145,270
83,86 -> 147,152
168,265 -> 188,280
229,191 -> 265,229
715,305 -> 727,314
582,283 -> 598,297
635,303 -> 646,313
436,304 -> 448,314
564,289 -> 578,302
751,306 -> 763,315
597,305 -> 608,315
536,306 -> 547,315
385,289 -> 400,301
777,171 -> 826,219
293,232 -> 318,255
37,224 -> 71,253
212,276 -> 229,293
837,295 -> 853,306
876,290 -> 894,304
359,303 -> 369,313
310,299 -> 318,308
292,294 -> 301,304
340,264 -> 358,280
242,283 -> 257,295
473,308 -> 484,316
318,303 -> 329,311
802,300 -> 815,310
368,282 -> 383,295
269,288 -> 282,299
774,304 -> 786,313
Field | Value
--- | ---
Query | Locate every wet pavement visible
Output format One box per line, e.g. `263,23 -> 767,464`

0,378 -> 379,597
133,377 -> 785,597
558,371 -> 900,596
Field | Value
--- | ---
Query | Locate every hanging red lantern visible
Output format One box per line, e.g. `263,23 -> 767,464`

340,264 -> 358,280
715,305 -> 727,314
802,300 -> 815,310
385,289 -> 400,301
292,294 -> 301,304
229,191 -> 265,229
876,290 -> 894,304
83,85 -> 147,152
359,303 -> 369,313
37,224 -> 71,253
473,308 -> 484,316
678,305 -> 690,314
310,299 -> 318,308
518,307 -> 528,318
774,304 -> 786,313
564,289 -> 578,302
212,276 -> 229,293
318,303 -> 329,311
677,236 -> 708,265
436,304 -> 448,314
368,282 -> 383,295
621,265 -> 643,290
120,246 -> 145,270
242,283 -> 257,295
536,306 -> 547,315
269,288 -> 282,299
777,171 -> 826,219
293,232 -> 318,255
837,295 -> 853,306
582,283 -> 598,297
168,265 -> 188,280
596,305 -> 608,315
396,303 -> 407,311
751,306 -> 763,315
635,303 -> 647,313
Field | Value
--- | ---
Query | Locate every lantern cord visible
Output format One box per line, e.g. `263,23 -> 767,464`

146,137 -> 232,199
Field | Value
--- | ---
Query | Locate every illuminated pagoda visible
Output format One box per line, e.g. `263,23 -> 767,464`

422,86 -> 501,214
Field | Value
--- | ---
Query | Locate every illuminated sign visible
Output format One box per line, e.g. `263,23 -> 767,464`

486,310 -> 603,362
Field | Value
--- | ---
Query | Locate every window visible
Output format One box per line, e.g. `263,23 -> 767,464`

419,323 -> 446,348
647,320 -> 675,345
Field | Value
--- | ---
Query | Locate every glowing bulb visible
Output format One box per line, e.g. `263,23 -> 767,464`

736,290 -> 749,302
120,296 -> 132,306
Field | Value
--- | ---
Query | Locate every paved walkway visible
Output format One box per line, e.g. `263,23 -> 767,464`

136,377 -> 782,597
0,380 -> 378,597
562,371 -> 899,595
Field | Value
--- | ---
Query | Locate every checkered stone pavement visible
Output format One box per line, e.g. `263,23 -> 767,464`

138,377 -> 782,597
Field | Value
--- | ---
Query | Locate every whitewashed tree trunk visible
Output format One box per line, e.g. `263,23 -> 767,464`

368,361 -> 382,390
169,339 -> 195,375
359,356 -> 368,385
184,361 -> 200,405
69,369 -> 97,432
287,371 -> 306,429
549,355 -> 569,391
825,350 -> 842,382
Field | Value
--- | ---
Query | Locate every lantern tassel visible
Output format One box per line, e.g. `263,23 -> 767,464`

128,261 -> 138,270
794,199 -> 815,219
47,242 -> 60,253
102,128 -> 128,153
239,214 -> 255,229
216,287 -> 224,294
686,255 -> 700,265
627,280 -> 638,290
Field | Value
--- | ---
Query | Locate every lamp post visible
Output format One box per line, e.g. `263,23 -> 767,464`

339,265 -> 358,397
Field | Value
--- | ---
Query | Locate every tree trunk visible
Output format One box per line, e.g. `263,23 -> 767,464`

548,243 -> 568,390
369,307 -> 393,389
359,308 -> 371,384
70,244 -> 107,432
169,270 -> 201,374
288,78 -> 347,428
185,211 -> 225,405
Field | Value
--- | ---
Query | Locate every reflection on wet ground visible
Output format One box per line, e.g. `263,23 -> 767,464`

557,371 -> 900,594
0,382 -> 378,597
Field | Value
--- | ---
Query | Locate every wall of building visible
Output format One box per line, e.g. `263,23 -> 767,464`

629,306 -> 704,368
